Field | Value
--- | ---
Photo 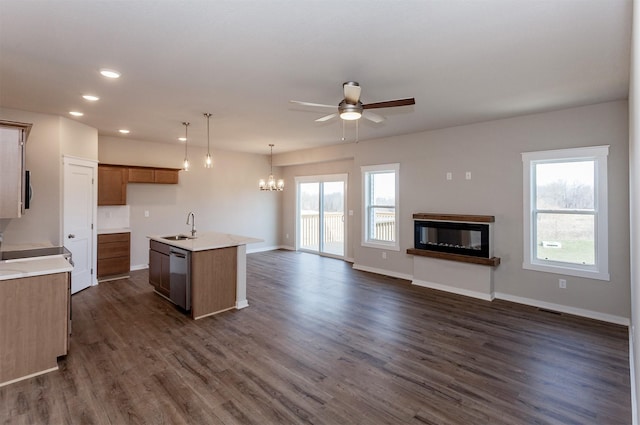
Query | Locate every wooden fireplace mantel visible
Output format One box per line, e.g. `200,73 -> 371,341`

407,248 -> 501,267
412,213 -> 495,223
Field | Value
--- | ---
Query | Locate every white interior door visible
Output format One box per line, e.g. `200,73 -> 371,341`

63,157 -> 96,294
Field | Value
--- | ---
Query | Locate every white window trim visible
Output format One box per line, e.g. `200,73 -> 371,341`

522,145 -> 609,281
361,163 -> 400,251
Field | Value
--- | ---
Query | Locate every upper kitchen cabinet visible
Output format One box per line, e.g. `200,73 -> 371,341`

98,164 -> 180,206
127,166 -> 179,184
98,165 -> 127,205
0,121 -> 31,218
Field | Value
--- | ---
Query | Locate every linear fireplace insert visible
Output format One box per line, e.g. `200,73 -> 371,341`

414,220 -> 490,258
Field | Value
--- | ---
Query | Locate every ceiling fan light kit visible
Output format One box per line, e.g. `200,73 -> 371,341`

338,100 -> 363,120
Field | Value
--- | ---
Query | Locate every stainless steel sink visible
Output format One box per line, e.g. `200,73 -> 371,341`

161,234 -> 194,241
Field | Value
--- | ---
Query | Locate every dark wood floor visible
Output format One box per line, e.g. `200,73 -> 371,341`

0,250 -> 631,424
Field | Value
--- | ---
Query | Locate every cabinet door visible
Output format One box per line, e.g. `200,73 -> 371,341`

154,169 -> 179,184
149,249 -> 170,297
128,168 -> 154,183
98,166 -> 127,205
0,127 -> 24,218
149,249 -> 162,289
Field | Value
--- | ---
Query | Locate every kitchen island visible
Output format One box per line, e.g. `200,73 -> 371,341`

147,231 -> 261,319
0,255 -> 73,387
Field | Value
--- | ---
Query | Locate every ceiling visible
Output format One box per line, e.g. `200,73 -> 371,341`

0,0 -> 632,154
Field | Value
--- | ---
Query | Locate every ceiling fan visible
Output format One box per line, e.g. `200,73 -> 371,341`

290,81 -> 415,123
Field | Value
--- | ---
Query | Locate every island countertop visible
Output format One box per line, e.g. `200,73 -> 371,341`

147,231 -> 262,252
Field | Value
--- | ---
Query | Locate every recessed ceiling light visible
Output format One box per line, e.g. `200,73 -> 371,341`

82,94 -> 100,101
99,69 -> 121,79
178,137 -> 187,142
118,129 -> 130,134
69,111 -> 84,117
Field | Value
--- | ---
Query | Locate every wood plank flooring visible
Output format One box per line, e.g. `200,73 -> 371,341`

0,250 -> 631,424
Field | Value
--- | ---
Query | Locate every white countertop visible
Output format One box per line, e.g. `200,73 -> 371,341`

0,255 -> 73,281
98,227 -> 131,235
148,231 -> 262,252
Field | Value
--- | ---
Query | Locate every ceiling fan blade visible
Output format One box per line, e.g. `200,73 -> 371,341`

290,100 -> 336,109
363,111 -> 385,123
315,113 -> 338,122
343,82 -> 361,104
363,98 -> 415,110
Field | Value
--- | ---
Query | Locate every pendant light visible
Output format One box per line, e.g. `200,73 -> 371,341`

182,122 -> 190,171
204,113 -> 213,168
259,144 -> 284,191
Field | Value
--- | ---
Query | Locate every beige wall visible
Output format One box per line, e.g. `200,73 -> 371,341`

629,0 -> 639,420
98,136 -> 281,268
0,108 -> 98,246
278,100 -> 631,320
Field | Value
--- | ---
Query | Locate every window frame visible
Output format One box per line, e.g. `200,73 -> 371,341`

361,163 -> 400,251
522,145 -> 609,281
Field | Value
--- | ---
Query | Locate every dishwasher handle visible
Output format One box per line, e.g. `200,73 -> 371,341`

170,250 -> 187,258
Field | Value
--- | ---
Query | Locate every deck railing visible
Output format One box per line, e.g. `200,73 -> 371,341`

300,211 -> 395,247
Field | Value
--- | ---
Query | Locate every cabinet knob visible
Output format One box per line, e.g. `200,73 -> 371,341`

67,234 -> 75,239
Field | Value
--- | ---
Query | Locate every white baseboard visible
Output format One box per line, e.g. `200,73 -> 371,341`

494,292 -> 630,325
247,245 -> 295,254
236,300 -> 249,309
352,263 -> 413,281
412,279 -> 494,301
247,245 -> 280,254
131,264 -> 148,271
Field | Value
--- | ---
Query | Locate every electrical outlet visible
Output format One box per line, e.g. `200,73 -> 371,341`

144,210 -> 150,218
286,233 -> 289,239
559,279 -> 567,289
446,172 -> 452,181
382,252 -> 387,259
465,171 -> 471,180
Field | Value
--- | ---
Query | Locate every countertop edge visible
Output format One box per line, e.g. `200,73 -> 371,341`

98,228 -> 131,235
148,231 -> 263,252
0,255 -> 73,281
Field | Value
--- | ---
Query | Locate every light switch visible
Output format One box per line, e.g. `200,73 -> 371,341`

465,171 -> 471,180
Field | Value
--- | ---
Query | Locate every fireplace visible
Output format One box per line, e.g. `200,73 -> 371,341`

413,215 -> 492,259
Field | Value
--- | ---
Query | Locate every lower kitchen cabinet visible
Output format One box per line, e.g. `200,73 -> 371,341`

149,240 -> 170,297
97,232 -> 130,279
0,272 -> 69,386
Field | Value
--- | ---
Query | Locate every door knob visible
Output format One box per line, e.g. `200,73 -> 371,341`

68,234 -> 75,239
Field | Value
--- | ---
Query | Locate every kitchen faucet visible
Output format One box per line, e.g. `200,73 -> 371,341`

186,212 -> 196,238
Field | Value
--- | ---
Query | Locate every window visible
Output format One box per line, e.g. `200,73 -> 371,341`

522,146 -> 609,280
362,163 -> 399,250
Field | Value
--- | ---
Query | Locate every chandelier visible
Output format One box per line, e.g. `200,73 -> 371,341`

259,144 -> 284,191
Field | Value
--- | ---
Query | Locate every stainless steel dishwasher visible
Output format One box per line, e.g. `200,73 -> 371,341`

169,247 -> 191,310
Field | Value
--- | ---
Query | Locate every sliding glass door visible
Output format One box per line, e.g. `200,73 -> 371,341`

296,174 -> 347,258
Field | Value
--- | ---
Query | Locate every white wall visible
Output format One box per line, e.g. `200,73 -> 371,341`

98,136 -> 281,268
0,108 -> 98,246
278,100 -> 631,321
629,0 -> 639,422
